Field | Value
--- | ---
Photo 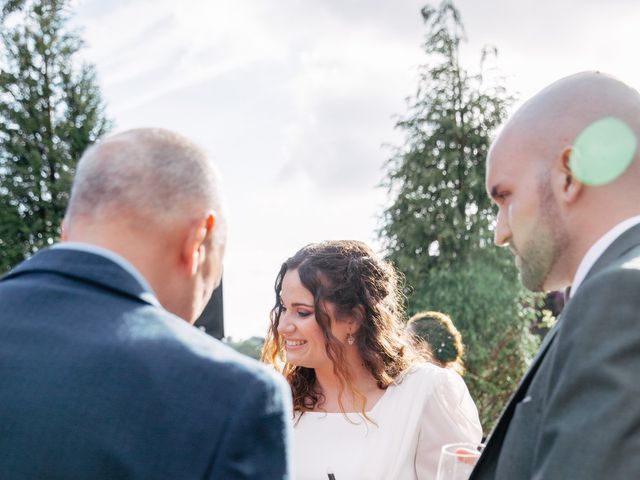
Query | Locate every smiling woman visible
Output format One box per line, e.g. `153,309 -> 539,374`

277,269 -> 340,371
262,240 -> 482,479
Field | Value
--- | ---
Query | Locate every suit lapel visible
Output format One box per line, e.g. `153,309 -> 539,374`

471,317 -> 561,477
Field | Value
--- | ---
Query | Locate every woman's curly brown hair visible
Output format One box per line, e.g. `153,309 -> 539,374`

262,240 -> 426,417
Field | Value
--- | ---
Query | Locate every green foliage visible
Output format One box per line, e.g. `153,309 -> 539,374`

380,1 -> 512,274
410,249 -> 542,426
0,0 -> 27,20
225,337 -> 265,361
0,0 -> 111,272
379,0 -> 544,429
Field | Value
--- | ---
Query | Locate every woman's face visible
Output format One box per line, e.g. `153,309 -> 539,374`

276,269 -> 350,369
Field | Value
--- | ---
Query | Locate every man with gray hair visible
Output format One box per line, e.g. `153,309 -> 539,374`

0,128 -> 292,479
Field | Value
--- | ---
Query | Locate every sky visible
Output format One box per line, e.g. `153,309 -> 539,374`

69,0 -> 640,339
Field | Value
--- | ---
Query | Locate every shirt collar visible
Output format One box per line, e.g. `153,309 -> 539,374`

571,215 -> 640,296
51,242 -> 160,306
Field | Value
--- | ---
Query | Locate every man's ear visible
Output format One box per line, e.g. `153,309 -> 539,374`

182,212 -> 216,276
61,218 -> 69,241
556,146 -> 584,205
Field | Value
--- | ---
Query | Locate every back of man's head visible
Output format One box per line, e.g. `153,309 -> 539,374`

64,128 -> 226,322
67,128 -> 223,230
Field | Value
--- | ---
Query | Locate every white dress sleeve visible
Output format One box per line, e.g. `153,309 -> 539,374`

415,367 -> 483,479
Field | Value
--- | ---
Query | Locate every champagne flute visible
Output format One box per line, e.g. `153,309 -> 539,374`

436,442 -> 484,480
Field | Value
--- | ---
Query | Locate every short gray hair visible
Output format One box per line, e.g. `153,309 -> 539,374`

66,128 -> 226,243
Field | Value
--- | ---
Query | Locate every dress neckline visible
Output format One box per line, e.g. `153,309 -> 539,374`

302,381 -> 395,416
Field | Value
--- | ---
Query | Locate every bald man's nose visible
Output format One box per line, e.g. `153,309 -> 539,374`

494,210 -> 511,247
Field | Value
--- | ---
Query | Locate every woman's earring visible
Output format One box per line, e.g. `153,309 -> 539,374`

347,333 -> 355,346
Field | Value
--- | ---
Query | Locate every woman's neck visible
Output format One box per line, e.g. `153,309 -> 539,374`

312,352 -> 384,413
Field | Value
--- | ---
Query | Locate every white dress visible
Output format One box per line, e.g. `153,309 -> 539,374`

292,363 -> 482,480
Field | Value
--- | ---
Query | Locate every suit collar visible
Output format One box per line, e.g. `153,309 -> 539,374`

52,242 -> 156,296
571,216 -> 640,295
579,222 -> 640,288
2,248 -> 161,307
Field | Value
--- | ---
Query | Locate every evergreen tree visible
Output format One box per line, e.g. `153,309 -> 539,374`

379,0 -> 545,428
0,0 -> 111,272
1,0 -> 27,20
381,0 -> 510,275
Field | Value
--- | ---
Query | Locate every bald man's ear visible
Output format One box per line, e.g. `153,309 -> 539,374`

556,146 -> 584,205
182,213 -> 216,277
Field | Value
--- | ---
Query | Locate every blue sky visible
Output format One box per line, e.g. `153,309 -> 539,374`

71,0 -> 640,338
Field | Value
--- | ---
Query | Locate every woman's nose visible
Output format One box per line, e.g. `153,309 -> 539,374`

277,314 -> 295,334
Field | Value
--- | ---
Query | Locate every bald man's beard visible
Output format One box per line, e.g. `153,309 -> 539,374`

513,182 -> 568,292
515,231 -> 558,291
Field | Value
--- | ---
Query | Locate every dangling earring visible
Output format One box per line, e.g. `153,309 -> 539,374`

347,333 -> 355,345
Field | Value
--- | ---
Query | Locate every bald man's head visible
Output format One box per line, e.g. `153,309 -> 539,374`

486,72 -> 640,292
66,128 -> 226,243
64,128 -> 227,322
493,71 -> 640,174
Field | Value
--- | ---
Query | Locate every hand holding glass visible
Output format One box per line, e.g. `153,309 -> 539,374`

436,442 -> 484,480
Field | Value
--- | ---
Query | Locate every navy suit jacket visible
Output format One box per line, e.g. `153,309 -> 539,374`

471,223 -> 640,479
0,248 -> 292,479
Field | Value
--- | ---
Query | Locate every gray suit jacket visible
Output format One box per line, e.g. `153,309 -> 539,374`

0,248 -> 292,479
471,223 -> 640,479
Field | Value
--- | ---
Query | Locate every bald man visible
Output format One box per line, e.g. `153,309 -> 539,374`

471,72 -> 640,479
0,129 -> 292,479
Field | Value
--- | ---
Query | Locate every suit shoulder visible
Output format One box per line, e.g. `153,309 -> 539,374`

122,309 -> 287,392
573,258 -> 640,303
608,242 -> 640,272
560,261 -> 640,339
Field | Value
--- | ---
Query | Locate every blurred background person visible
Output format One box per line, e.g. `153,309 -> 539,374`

407,311 -> 466,375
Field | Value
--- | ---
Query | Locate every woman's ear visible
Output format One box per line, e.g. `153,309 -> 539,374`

350,305 -> 366,331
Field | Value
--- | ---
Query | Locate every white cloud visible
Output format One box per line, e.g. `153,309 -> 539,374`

277,6 -> 423,192
75,0 -> 291,115
455,0 -> 640,105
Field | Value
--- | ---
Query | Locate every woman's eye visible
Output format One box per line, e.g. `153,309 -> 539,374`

297,310 -> 312,318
